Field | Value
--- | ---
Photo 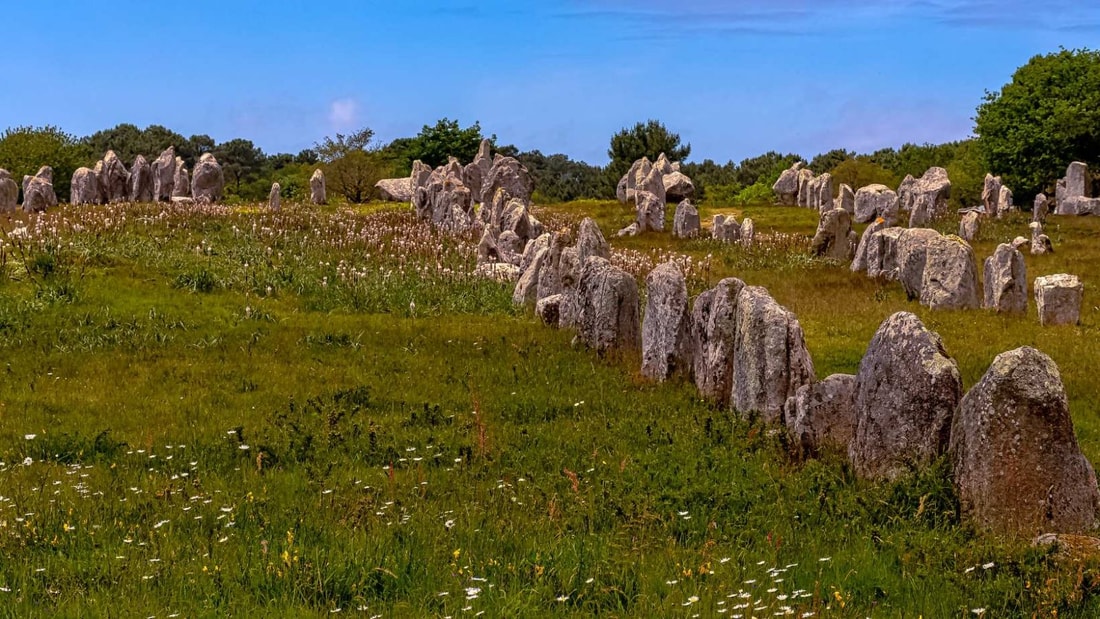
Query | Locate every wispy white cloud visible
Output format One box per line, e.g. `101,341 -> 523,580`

328,98 -> 360,130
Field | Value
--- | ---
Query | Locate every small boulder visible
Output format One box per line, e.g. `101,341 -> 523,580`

536,294 -> 563,327
849,312 -> 962,481
811,208 -> 856,261
783,374 -> 857,459
71,167 -> 100,205
1035,274 -> 1083,327
908,167 -> 952,227
959,211 -> 980,242
854,184 -> 899,224
663,171 -> 695,202
851,218 -> 887,273
950,347 -> 1100,536
375,178 -> 412,202
895,228 -> 942,300
474,262 -> 521,282
616,222 -> 640,237
983,243 -> 1027,315
1029,221 -> 1053,255
712,215 -> 740,243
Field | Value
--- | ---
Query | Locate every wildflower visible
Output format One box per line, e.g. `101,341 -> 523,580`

24,435 -> 36,440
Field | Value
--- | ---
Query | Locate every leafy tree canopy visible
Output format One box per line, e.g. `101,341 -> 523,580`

607,120 -> 691,181
0,125 -> 90,200
975,47 -> 1100,198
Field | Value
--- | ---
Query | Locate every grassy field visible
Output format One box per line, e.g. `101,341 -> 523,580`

0,199 -> 1097,617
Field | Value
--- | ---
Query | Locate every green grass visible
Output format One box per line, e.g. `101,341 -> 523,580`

0,200 -> 1097,617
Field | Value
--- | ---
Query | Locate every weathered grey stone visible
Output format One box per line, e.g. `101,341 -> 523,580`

1035,274 -> 1083,327
268,183 -> 281,211
815,173 -> 835,213
996,185 -> 1014,218
920,235 -> 980,310
474,262 -> 520,282
1033,193 -> 1049,223
895,228 -> 942,300
518,233 -> 551,275
783,374 -> 857,459
641,262 -> 692,381
983,243 -> 1027,314
414,165 -> 474,231
574,256 -> 641,354
310,169 -> 326,205
897,174 -> 917,212
0,169 -> 17,212
862,226 -> 903,279
481,156 -> 533,204
191,153 -> 224,204
616,222 -> 640,237
617,159 -> 646,203
172,157 -> 190,198
536,294 -> 563,327
1029,221 -> 1053,255
908,167 -> 952,227
663,171 -> 695,202
536,232 -> 571,301
635,190 -> 664,232
691,278 -> 745,406
70,167 -> 100,205
654,153 -> 673,175
99,150 -> 130,203
22,167 -> 56,213
849,312 -> 962,481
740,218 -> 755,248
836,183 -> 855,214
712,215 -> 740,242
513,247 -> 549,307
497,230 -> 524,266
375,178 -> 413,202
576,217 -> 610,265
951,347 -> 1100,536
959,211 -> 981,242
981,173 -> 1002,215
796,169 -> 814,208
1012,236 -> 1029,250
151,147 -> 175,201
129,155 -> 153,202
500,198 -> 542,241
672,200 -> 700,239
1057,195 -> 1100,216
811,208 -> 856,261
772,164 -> 801,205
851,218 -> 887,273
730,286 -> 815,423
1065,162 -> 1090,199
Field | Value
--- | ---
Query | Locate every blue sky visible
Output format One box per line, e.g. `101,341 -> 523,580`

4,1 -> 1099,164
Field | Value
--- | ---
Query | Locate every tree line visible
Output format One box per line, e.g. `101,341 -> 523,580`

1,48 -> 1097,206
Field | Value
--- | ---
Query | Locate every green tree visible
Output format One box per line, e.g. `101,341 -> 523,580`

607,120 -> 691,182
214,138 -> 266,196
975,48 -> 1100,199
829,157 -> 900,191
735,152 -> 802,187
314,128 -> 393,203
386,119 -> 488,174
0,125 -> 91,201
516,150 -> 610,203
809,149 -> 855,174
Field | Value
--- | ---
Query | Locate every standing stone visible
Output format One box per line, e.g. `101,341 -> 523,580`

920,235 -> 980,310
851,218 -> 887,273
375,178 -> 412,202
854,184 -> 899,224
513,247 -> 549,307
836,183 -> 855,214
996,185 -> 1014,218
983,243 -> 1027,314
70,167 -> 100,205
172,157 -> 190,198
1029,221 -> 1053,255
815,173 -> 835,213
908,167 -> 952,227
959,211 -> 981,242
0,169 -> 17,212
865,227 -> 905,280
849,312 -> 962,481
1035,274 -> 1083,327
1065,162 -> 1090,199
310,169 -> 327,205
635,162 -> 667,232
129,155 -> 153,202
783,374 -> 857,459
576,217 -> 611,265
99,150 -> 130,203
22,167 -> 57,213
730,286 -> 815,423
191,154 -> 223,203
574,256 -> 641,354
151,147 -> 175,201
536,294 -> 563,327
268,183 -> 281,211
617,158 -> 646,203
897,174 -> 917,212
712,215 -> 740,242
811,207 -> 857,261
672,199 -> 700,239
981,173 -> 1002,215
796,169 -> 814,208
536,232 -> 571,301
691,278 -> 745,406
895,228 -> 942,300
481,156 -> 533,205
950,347 -> 1100,536
641,262 -> 692,381
772,164 -> 801,205
663,171 -> 695,202
1033,194 -> 1050,223
740,218 -> 755,248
